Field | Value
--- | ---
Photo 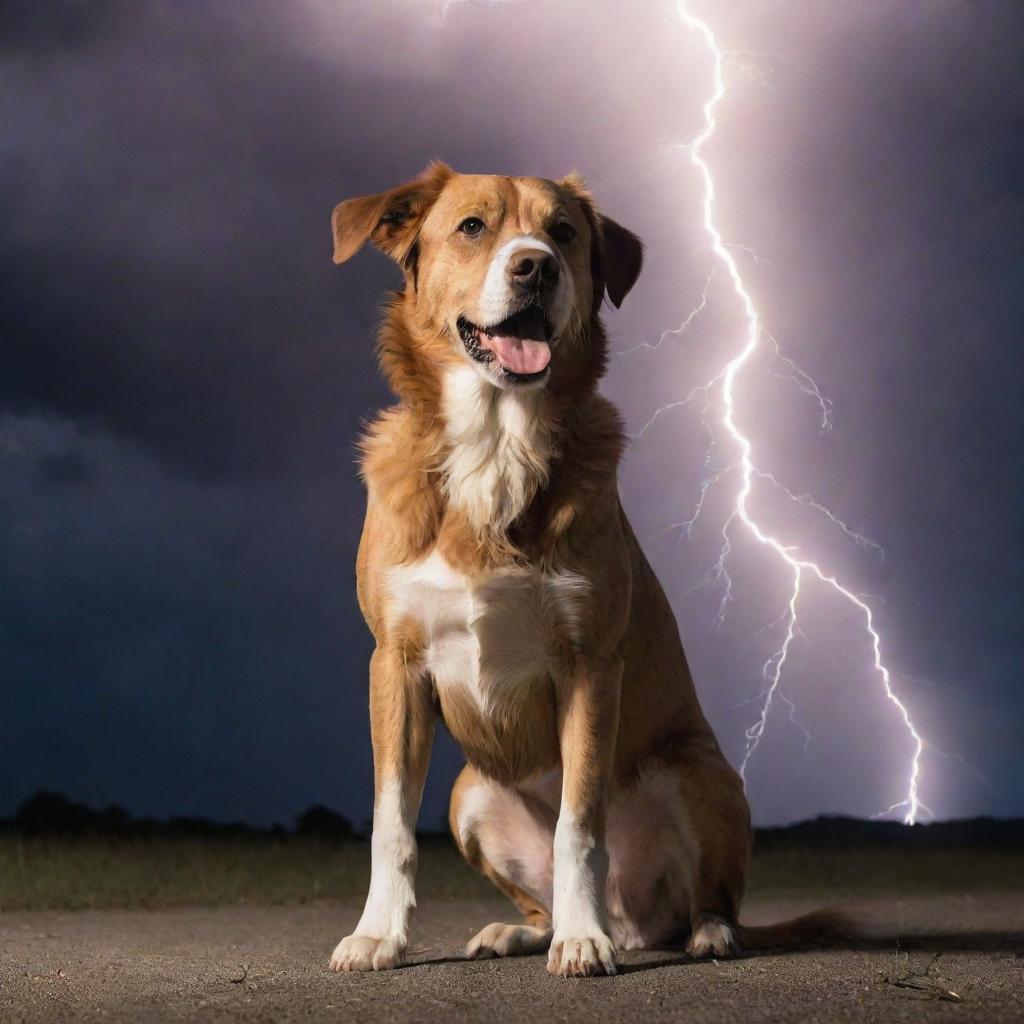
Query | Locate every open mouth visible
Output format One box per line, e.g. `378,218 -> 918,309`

457,306 -> 554,383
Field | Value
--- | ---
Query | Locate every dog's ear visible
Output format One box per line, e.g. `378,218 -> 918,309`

598,214 -> 643,309
560,172 -> 643,309
332,161 -> 453,266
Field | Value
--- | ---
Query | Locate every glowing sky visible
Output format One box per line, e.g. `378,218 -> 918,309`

2,0 -> 1021,827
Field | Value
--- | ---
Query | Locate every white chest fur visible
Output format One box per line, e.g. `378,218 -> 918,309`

441,365 -> 551,533
386,552 -> 588,713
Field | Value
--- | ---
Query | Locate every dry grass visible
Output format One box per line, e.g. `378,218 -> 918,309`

0,837 -> 487,911
1,836 -> 1020,912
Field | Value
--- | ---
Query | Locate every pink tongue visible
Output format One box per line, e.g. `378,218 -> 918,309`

481,332 -> 551,374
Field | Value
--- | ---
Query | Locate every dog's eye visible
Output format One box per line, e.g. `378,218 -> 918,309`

458,217 -> 485,237
550,221 -> 576,244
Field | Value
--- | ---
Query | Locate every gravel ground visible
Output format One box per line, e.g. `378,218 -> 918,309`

2,894 -> 1022,1022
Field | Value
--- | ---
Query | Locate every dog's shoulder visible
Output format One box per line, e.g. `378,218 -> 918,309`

358,403 -> 444,565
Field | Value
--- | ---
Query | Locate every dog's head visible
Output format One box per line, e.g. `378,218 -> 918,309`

332,163 -> 642,390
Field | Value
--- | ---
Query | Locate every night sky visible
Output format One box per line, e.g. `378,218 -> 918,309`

3,0 -> 1021,829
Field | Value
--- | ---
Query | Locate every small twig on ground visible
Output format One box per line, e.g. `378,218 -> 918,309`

880,950 -> 962,1002
886,977 -> 962,1002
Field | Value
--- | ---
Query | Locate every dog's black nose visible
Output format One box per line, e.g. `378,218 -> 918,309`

508,249 -> 559,292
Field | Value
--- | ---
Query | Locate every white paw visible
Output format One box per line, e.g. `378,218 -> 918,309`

547,931 -> 618,977
329,933 -> 406,972
686,919 -> 738,959
466,922 -> 552,959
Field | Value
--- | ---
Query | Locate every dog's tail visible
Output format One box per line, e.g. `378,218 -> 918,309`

735,907 -> 859,950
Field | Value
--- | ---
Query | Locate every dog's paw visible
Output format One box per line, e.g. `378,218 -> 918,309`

686,919 -> 738,959
547,931 -> 617,977
466,921 -> 552,959
329,933 -> 405,972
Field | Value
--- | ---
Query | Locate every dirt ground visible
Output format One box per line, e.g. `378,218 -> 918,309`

2,894 -> 1022,1023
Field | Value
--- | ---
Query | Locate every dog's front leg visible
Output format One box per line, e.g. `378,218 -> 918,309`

329,645 -> 434,972
548,655 -> 622,977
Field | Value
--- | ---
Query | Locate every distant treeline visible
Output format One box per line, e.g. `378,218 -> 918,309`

2,791 -> 356,841
2,790 -> 1022,848
755,815 -> 1024,849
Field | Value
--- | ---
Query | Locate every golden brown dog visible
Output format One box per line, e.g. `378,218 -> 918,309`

328,163 -> 836,977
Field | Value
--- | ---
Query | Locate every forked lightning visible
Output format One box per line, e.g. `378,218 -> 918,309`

669,4 -> 927,823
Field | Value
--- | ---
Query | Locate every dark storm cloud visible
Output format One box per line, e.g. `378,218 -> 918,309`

0,0 -> 123,54
2,1 -> 395,480
0,414 -> 377,824
2,0 -> 1021,826
35,447 -> 96,486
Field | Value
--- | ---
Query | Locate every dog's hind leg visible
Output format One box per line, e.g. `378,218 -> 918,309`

674,740 -> 751,958
449,765 -> 554,958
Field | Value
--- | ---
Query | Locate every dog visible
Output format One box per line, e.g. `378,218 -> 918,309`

328,163 -> 840,976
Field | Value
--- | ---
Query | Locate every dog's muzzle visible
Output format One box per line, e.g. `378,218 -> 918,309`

457,304 -> 554,384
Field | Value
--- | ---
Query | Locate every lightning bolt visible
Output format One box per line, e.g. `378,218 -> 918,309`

665,4 -> 929,823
